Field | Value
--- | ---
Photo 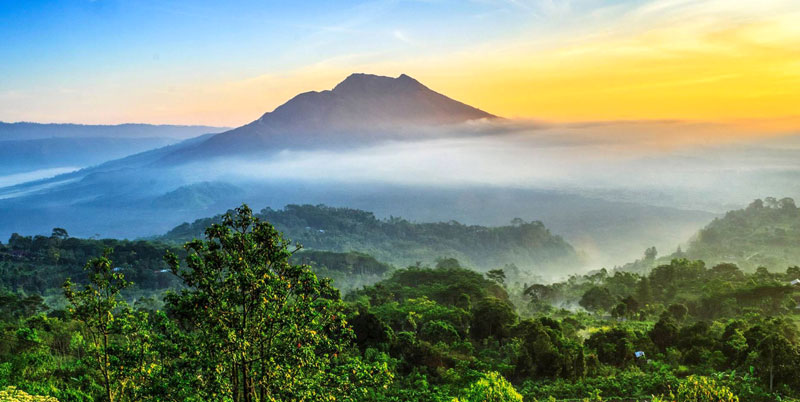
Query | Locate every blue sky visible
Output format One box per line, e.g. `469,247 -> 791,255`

2,0 -> 799,128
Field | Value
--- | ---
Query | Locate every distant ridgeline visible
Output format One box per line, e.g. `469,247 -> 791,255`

683,197 -> 800,271
160,204 -> 582,275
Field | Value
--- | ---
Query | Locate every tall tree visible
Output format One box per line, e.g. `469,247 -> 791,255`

163,204 -> 386,402
63,252 -> 135,402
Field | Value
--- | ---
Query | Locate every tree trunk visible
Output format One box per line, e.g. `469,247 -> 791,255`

768,343 -> 775,393
232,361 -> 239,402
103,332 -> 113,402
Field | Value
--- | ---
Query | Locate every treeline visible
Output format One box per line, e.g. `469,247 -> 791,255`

0,230 -> 392,296
0,229 -> 179,293
161,204 -> 581,275
3,205 -> 800,401
524,259 -> 800,320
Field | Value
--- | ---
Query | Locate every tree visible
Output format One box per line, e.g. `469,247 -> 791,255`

650,315 -> 678,352
621,295 -> 640,317
163,204 -> 387,402
456,371 -> 523,402
435,257 -> 462,270
579,286 -> 616,313
611,303 -> 627,320
778,197 -> 797,211
667,303 -> 688,322
644,246 -> 658,261
523,284 -> 549,300
51,228 -> 69,240
636,277 -> 652,305
586,327 -> 635,367
745,319 -> 800,392
63,251 -> 135,402
471,297 -> 517,342
486,269 -> 506,286
786,266 -> 800,279
674,375 -> 739,402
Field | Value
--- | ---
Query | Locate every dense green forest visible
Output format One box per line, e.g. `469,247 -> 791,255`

616,197 -> 800,275
0,229 -> 391,304
684,197 -> 800,271
160,204 -> 581,277
2,203 -> 800,401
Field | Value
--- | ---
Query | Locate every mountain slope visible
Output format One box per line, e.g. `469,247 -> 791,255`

0,137 -> 176,175
0,134 -> 215,200
684,197 -> 800,271
0,122 -> 226,140
162,73 -> 496,162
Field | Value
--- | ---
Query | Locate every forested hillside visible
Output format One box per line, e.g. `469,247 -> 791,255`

161,204 -> 582,277
0,229 -> 393,300
685,197 -> 800,271
3,206 -> 800,401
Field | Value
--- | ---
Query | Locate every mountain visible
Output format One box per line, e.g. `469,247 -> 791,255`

162,73 -> 496,162
0,122 -> 227,140
683,197 -> 800,271
0,122 -> 227,176
0,73 -> 716,269
0,137 -> 175,175
159,203 -> 581,276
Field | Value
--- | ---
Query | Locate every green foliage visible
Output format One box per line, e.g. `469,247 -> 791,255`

686,197 -> 800,270
0,232 -> 179,293
455,371 -> 522,402
162,204 -> 389,401
0,387 -> 59,402
6,201 -> 800,401
586,327 -> 635,367
672,375 -> 739,402
63,251 -> 145,402
580,286 -> 616,313
471,297 -> 516,342
161,204 -> 581,275
291,250 -> 392,293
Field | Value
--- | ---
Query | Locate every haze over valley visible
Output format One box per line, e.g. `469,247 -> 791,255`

1,74 -> 798,269
3,1 -> 800,400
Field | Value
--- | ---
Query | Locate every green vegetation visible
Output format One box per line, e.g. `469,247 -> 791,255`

161,204 -> 581,277
685,197 -> 800,271
3,202 -> 800,401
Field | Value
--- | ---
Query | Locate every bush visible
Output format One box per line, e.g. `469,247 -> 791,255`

455,371 -> 523,402
0,387 -> 59,402
653,375 -> 739,402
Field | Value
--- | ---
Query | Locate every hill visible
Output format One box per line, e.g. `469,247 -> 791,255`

683,197 -> 800,271
160,203 -> 581,276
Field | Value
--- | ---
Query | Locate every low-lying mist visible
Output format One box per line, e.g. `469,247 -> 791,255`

185,119 -> 800,213
2,119 -> 798,273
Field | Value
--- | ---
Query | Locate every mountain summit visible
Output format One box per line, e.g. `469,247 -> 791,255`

162,73 -> 496,162
258,73 -> 495,130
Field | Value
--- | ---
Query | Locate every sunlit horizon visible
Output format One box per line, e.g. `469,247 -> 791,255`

2,0 -> 799,133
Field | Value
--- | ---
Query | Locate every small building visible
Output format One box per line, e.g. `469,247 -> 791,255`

790,279 -> 800,286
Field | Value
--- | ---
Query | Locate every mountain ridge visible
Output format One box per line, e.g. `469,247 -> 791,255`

160,73 -> 497,163
0,122 -> 228,140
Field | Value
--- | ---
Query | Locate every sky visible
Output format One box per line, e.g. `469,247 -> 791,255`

1,0 -> 799,131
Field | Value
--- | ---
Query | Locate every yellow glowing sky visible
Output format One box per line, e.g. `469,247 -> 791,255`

3,0 -> 799,133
